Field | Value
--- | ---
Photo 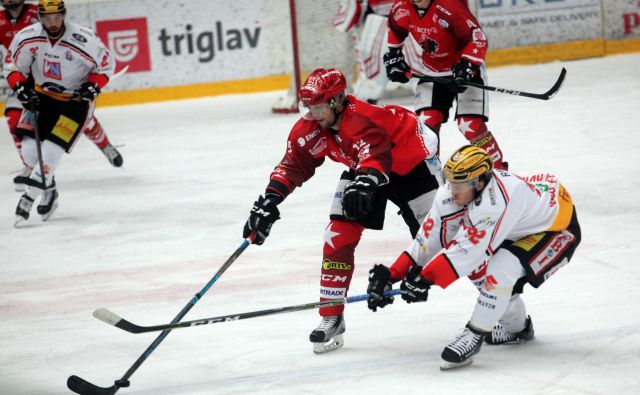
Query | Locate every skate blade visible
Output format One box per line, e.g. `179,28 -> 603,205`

312,334 -> 344,354
14,185 -> 25,193
40,202 -> 59,222
14,216 -> 27,228
440,357 -> 474,371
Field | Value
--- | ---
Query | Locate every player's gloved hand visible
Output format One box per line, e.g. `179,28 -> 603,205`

383,48 -> 410,84
72,82 -> 101,102
342,172 -> 378,220
451,59 -> 481,93
400,265 -> 432,303
243,194 -> 281,245
367,264 -> 396,312
15,82 -> 40,111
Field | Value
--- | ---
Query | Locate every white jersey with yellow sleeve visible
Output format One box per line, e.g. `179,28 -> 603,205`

402,169 -> 574,288
4,21 -> 114,99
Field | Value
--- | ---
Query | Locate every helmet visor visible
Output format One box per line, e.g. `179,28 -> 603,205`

447,177 -> 479,193
298,101 -> 331,120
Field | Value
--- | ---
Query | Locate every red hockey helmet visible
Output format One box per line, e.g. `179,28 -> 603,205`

298,68 -> 347,107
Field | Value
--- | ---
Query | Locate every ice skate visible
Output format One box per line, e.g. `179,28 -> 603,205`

486,315 -> 534,345
440,323 -> 487,371
14,194 -> 34,226
13,166 -> 31,192
309,314 -> 345,354
101,143 -> 123,167
37,188 -> 59,221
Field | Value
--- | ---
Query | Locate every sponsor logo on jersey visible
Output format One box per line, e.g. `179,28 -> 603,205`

320,286 -> 346,298
512,233 -> 545,252
309,137 -> 328,155
43,59 -> 62,80
96,18 -> 151,73
297,137 -> 305,147
436,4 -> 452,16
438,19 -> 449,29
322,259 -> 352,271
72,33 -> 87,44
65,51 -> 73,61
52,115 -> 79,143
482,275 -> 498,292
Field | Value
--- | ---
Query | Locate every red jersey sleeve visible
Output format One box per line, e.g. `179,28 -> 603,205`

267,118 -> 326,200
387,0 -> 410,49
447,0 -> 487,65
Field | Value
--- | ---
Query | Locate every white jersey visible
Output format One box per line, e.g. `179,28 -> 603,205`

405,169 -> 575,285
4,21 -> 114,99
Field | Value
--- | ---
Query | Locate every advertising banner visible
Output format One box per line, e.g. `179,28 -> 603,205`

477,0 -> 602,49
603,0 -> 640,39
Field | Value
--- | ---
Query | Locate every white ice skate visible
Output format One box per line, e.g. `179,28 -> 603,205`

309,315 -> 345,354
37,188 -> 59,221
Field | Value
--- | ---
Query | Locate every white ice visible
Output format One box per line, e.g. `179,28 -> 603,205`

1,54 -> 639,395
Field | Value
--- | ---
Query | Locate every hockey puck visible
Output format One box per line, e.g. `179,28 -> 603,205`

115,379 -> 130,387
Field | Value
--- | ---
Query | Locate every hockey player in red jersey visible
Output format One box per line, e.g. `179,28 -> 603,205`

6,0 -> 115,224
1,0 -> 122,188
384,0 -> 508,169
242,68 -> 441,353
367,145 -> 581,370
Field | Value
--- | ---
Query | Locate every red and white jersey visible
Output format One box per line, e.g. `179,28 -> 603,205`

4,21 -> 114,99
394,170 -> 575,288
267,96 -> 435,198
0,4 -> 39,50
334,0 -> 395,32
387,0 -> 487,75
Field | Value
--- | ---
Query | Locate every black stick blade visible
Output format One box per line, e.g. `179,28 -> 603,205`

67,375 -> 118,395
542,67 -> 567,100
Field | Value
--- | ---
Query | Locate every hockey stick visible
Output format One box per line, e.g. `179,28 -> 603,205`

67,237 -> 253,395
94,289 -> 402,334
411,67 -> 567,100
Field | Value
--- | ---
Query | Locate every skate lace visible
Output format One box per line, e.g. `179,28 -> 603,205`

316,316 -> 339,331
491,324 -> 513,343
449,328 -> 481,356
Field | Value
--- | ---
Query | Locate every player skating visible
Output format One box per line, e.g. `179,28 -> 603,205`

5,0 -> 115,224
1,0 -> 122,192
367,145 -> 581,369
384,0 -> 508,168
242,68 -> 441,353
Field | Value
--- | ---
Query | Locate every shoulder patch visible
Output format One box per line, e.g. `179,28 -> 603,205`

72,33 -> 87,43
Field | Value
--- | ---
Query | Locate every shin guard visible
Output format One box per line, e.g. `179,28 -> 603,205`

319,220 -> 364,316
457,116 -> 507,169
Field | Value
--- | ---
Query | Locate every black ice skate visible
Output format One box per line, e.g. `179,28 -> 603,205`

14,194 -> 34,226
486,315 -> 534,345
37,188 -> 59,221
101,143 -> 123,167
13,166 -> 31,192
440,323 -> 488,371
309,314 -> 345,354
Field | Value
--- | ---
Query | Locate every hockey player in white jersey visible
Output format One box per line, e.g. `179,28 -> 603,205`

367,145 -> 581,370
333,0 -> 395,105
5,0 -> 115,224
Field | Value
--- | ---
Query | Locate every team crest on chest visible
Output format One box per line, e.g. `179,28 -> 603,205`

44,59 -> 62,80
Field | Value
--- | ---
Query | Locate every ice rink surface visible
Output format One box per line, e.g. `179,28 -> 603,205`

1,54 -> 640,394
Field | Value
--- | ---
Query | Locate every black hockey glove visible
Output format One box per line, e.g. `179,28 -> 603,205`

383,48 -> 410,84
367,264 -> 397,312
452,59 -> 481,93
72,82 -> 101,102
243,194 -> 281,245
342,172 -> 378,221
400,265 -> 432,303
14,82 -> 40,111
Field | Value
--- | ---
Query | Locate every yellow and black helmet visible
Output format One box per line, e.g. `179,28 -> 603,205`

443,145 -> 494,183
38,0 -> 65,14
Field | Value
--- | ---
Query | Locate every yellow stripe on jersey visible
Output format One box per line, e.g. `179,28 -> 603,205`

548,184 -> 574,232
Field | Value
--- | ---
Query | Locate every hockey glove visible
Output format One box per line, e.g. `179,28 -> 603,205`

14,82 -> 40,111
451,60 -> 481,93
383,48 -> 410,84
342,173 -> 378,221
367,264 -> 397,312
72,82 -> 101,102
243,194 -> 281,245
400,265 -> 432,303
